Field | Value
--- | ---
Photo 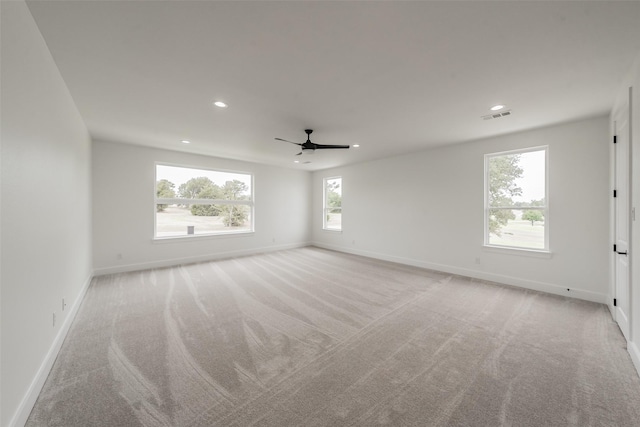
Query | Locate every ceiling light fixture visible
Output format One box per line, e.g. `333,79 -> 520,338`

482,110 -> 513,120
352,144 -> 360,148
490,105 -> 505,111
181,140 -> 191,144
294,160 -> 300,163
213,101 -> 228,108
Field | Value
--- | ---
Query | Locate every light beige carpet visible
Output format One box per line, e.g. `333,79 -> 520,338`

27,247 -> 640,426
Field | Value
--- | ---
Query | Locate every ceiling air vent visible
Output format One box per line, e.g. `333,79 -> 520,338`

482,110 -> 512,120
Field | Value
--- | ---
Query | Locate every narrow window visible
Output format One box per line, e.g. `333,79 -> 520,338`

323,177 -> 342,231
155,164 -> 253,238
485,147 -> 548,251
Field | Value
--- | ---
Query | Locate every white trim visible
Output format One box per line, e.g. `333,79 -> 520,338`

8,273 -> 94,427
607,296 -> 616,319
153,230 -> 255,243
311,241 -> 607,304
156,198 -> 253,206
482,245 -> 553,259
627,85 -> 633,350
93,242 -> 310,276
629,340 -> 640,377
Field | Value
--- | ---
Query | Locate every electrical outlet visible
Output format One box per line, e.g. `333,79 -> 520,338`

116,253 -> 123,260
475,257 -> 481,265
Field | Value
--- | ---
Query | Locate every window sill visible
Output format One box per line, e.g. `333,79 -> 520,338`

153,231 -> 254,243
482,245 -> 553,259
322,228 -> 342,233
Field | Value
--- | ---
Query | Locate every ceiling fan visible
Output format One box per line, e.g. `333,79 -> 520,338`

275,129 -> 350,156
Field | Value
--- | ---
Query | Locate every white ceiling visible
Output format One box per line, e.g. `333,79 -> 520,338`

26,1 -> 640,171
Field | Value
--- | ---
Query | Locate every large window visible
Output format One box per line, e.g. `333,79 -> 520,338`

155,164 -> 253,238
485,147 -> 548,251
323,176 -> 342,231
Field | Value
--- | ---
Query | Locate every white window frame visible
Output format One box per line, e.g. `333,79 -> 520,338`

154,162 -> 254,240
323,176 -> 342,231
484,146 -> 549,253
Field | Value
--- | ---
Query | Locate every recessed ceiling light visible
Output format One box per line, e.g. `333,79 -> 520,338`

490,105 -> 505,111
181,140 -> 191,144
352,144 -> 360,148
293,160 -> 300,163
213,101 -> 228,108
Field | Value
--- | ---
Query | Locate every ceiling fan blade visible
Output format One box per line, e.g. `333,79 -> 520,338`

295,151 -> 302,156
314,144 -> 350,149
275,137 -> 302,146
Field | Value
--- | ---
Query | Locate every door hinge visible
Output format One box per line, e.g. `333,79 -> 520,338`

614,135 -> 617,144
614,190 -> 617,198
614,298 -> 617,307
614,244 -> 617,252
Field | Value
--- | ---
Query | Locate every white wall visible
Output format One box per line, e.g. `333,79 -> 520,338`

312,116 -> 610,304
92,141 -> 311,274
612,51 -> 640,374
0,2 -> 93,426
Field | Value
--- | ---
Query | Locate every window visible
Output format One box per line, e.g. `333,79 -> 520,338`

323,177 -> 342,231
485,147 -> 548,251
155,164 -> 253,238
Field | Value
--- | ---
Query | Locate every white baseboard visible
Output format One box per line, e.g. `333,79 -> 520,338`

630,341 -> 640,378
9,272 -> 93,427
606,299 -> 616,319
311,242 -> 608,305
93,242 -> 310,276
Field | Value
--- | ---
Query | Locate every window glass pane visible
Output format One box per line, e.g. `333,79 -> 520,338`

488,209 -> 545,249
156,204 -> 251,237
325,209 -> 342,230
157,165 -> 252,200
512,150 -> 545,207
488,153 -> 521,207
324,177 -> 342,230
488,150 -> 545,208
156,164 -> 253,238
326,178 -> 342,207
